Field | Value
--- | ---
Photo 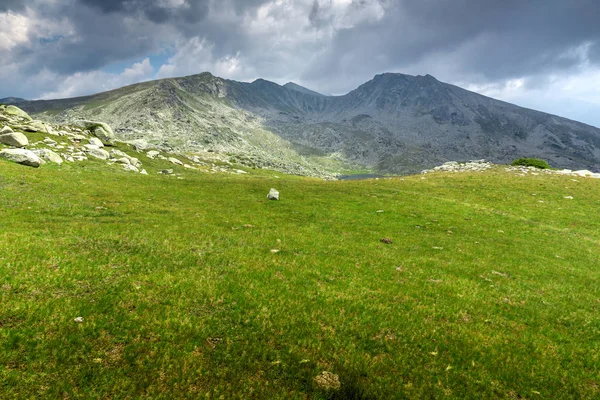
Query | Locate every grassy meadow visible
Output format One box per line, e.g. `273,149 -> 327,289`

0,158 -> 599,399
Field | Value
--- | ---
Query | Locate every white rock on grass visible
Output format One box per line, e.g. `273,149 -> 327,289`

0,131 -> 29,148
169,157 -> 184,166
23,120 -> 52,134
267,188 -> 279,200
33,149 -> 63,165
422,159 -> 493,174
0,148 -> 42,167
115,157 -> 131,165
0,125 -> 13,134
130,139 -> 149,151
146,150 -> 160,159
4,105 -> 32,121
87,148 -> 110,160
110,149 -> 128,159
88,137 -> 104,148
573,170 -> 594,177
72,120 -> 115,145
123,164 -> 139,173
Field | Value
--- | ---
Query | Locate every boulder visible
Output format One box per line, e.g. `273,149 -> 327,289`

32,149 -> 63,165
23,120 -> 52,134
123,164 -> 139,173
0,148 -> 41,167
573,170 -> 594,177
146,150 -> 160,159
130,139 -> 149,151
169,157 -> 184,166
72,120 -> 115,145
129,157 -> 142,168
267,188 -> 279,200
0,125 -> 12,134
4,105 -> 32,121
88,137 -> 104,148
160,169 -> 174,175
87,148 -> 110,160
0,131 -> 28,148
115,157 -> 131,165
110,149 -> 129,159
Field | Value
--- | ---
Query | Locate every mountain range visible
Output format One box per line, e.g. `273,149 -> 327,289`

14,72 -> 600,175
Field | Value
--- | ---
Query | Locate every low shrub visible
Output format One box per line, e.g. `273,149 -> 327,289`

511,157 -> 551,169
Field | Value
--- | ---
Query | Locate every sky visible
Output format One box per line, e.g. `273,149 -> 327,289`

2,0 -> 600,126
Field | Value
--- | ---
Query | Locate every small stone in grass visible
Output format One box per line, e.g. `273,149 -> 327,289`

74,317 -> 84,323
380,237 -> 393,244
314,371 -> 341,391
267,188 -> 279,200
270,249 -> 280,253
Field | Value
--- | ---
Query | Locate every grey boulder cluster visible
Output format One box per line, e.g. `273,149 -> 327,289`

0,104 -> 147,173
1,104 -> 252,176
505,165 -> 600,179
421,159 -> 600,179
421,160 -> 493,174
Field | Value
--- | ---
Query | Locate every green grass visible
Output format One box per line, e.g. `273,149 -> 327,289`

0,162 -> 599,399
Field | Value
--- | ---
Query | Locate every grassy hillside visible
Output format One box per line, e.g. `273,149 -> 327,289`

0,162 -> 599,399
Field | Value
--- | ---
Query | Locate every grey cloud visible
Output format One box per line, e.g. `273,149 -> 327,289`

300,0 -> 600,94
2,0 -> 600,103
0,0 -> 27,12
309,0 -> 322,27
78,0 -> 209,24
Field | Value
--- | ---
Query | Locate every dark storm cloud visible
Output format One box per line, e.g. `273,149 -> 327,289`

307,0 -> 600,83
78,0 -> 209,24
0,0 -> 27,12
2,0 -> 600,101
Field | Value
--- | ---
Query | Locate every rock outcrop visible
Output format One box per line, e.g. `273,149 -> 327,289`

32,148 -> 63,164
0,149 -> 42,167
3,105 -> 32,121
0,129 -> 29,148
72,120 -> 116,145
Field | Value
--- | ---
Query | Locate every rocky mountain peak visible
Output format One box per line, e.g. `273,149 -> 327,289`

283,82 -> 324,97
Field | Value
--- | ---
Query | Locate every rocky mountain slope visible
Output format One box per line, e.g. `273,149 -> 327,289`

15,72 -> 600,175
0,104 -> 254,177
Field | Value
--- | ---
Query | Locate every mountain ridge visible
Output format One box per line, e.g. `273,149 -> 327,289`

13,71 -> 600,175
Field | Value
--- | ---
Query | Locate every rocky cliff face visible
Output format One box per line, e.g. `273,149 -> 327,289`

16,72 -> 600,175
